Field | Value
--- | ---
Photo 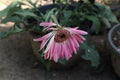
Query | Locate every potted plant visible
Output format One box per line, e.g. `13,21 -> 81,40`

0,0 -> 118,70
108,23 -> 120,77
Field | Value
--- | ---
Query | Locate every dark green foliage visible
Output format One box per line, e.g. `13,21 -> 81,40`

0,26 -> 24,39
0,0 -> 43,38
80,42 -> 100,67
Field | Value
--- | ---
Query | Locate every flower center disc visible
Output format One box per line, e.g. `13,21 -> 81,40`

54,30 -> 70,43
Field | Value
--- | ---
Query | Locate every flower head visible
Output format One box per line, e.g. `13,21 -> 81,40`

33,22 -> 88,62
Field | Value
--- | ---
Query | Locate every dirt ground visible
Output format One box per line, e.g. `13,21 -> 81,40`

0,31 -> 119,80
0,0 -> 120,80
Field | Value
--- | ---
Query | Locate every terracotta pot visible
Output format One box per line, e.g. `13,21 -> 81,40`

108,23 -> 120,77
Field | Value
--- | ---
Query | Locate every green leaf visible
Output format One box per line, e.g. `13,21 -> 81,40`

89,0 -> 95,3
104,6 -> 118,23
45,8 -> 57,22
95,2 -> 118,28
58,58 -> 67,64
84,15 -> 100,34
15,10 -> 37,18
80,43 -> 100,67
13,26 -> 24,33
0,26 -> 24,39
38,50 -> 52,71
63,10 -> 72,19
1,16 -> 21,23
51,15 -> 59,24
101,17 -> 111,28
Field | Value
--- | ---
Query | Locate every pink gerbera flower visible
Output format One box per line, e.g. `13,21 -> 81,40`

33,22 -> 88,62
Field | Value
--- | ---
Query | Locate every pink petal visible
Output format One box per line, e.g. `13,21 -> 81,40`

60,44 -> 65,59
70,35 -> 79,54
66,27 -> 88,35
69,37 -> 77,54
45,28 -> 57,31
63,42 -> 72,60
40,39 -> 47,50
71,35 -> 79,48
44,51 -> 50,59
44,36 -> 55,53
49,42 -> 55,60
66,40 -> 72,54
56,43 -> 62,58
74,29 -> 88,35
33,33 -> 51,42
40,33 -> 53,49
53,43 -> 59,62
73,34 -> 85,44
40,22 -> 57,27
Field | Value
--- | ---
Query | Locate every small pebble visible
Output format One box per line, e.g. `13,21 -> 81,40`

117,30 -> 120,35
118,46 -> 120,49
118,49 -> 120,52
113,37 -> 117,41
53,73 -> 56,77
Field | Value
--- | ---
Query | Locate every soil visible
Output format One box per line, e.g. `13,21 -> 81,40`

112,30 -> 120,50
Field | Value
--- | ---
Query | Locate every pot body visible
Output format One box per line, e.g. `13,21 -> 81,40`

38,4 -> 75,14
108,23 -> 120,77
111,52 -> 120,77
108,24 -> 120,55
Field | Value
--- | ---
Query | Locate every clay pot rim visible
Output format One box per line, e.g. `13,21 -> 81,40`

108,23 -> 120,55
38,3 -> 75,14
